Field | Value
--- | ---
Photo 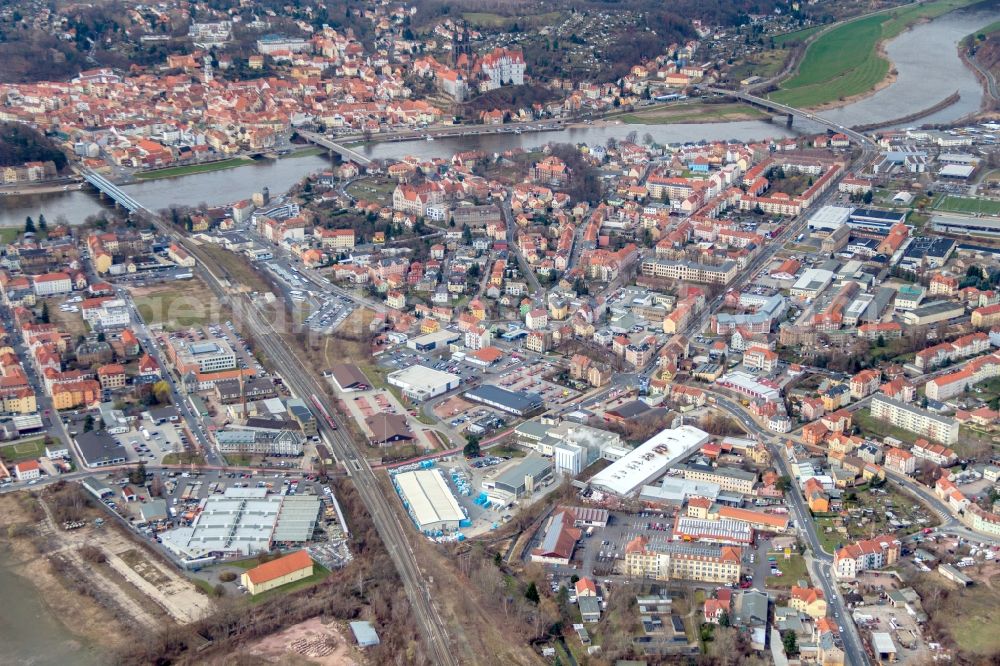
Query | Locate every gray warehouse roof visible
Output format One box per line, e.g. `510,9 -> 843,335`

465,384 -> 544,414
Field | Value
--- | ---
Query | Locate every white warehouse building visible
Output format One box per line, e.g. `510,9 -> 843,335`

590,425 -> 712,497
395,469 -> 466,533
387,365 -> 461,401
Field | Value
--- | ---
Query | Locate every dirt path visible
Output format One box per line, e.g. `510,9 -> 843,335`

34,498 -> 164,630
37,497 -> 213,624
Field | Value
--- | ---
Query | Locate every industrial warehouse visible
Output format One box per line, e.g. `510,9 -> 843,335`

394,468 -> 467,534
387,364 -> 462,401
590,425 -> 712,497
464,384 -> 545,416
159,487 -> 322,561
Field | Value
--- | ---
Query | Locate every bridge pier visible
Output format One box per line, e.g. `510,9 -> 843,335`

786,113 -> 794,128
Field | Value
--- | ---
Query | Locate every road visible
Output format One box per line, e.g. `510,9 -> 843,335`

702,87 -> 877,149
703,391 -> 871,666
965,45 -> 999,102
501,197 -> 543,295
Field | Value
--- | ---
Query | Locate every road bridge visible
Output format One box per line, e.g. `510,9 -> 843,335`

296,130 -> 373,166
703,87 -> 877,148
80,169 -> 147,214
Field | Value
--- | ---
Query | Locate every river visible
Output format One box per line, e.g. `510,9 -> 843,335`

0,548 -> 104,665
820,5 -> 995,128
1,7 -> 995,228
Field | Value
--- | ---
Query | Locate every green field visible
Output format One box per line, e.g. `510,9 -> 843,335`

934,195 -> 1000,216
0,228 -> 19,244
772,0 -> 981,108
461,10 -> 562,29
131,280 -> 220,329
135,158 -> 252,180
0,437 -> 47,462
935,573 -> 1000,655
854,407 -> 921,444
766,553 -> 808,588
620,103 -> 767,125
772,25 -> 824,47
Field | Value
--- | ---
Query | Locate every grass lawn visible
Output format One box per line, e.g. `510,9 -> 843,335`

131,278 -> 221,329
197,243 -> 270,295
162,452 -> 207,465
813,517 -> 846,554
772,24 -> 824,47
620,103 -> 766,125
726,50 -> 788,83
0,227 -> 19,244
935,573 -> 1000,656
772,0 -> 980,107
280,146 -> 324,159
249,564 -> 330,604
345,175 -> 397,205
853,407 -> 921,445
767,553 -> 808,588
491,444 -> 526,458
135,158 -> 252,180
49,299 -> 89,337
223,453 -> 257,467
0,437 -> 47,462
934,195 -> 1000,216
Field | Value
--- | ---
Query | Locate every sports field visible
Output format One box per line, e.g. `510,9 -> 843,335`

1,438 -> 47,462
771,0 -> 980,108
934,195 -> 1000,216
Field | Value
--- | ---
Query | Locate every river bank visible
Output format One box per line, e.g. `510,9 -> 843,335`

771,0 -> 984,110
0,181 -> 82,196
0,493 -> 117,664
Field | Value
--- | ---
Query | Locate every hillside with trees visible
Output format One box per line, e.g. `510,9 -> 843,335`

0,123 -> 68,171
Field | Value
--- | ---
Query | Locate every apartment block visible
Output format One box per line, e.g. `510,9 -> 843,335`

869,395 -> 959,445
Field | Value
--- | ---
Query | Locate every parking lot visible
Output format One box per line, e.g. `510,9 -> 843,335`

116,417 -> 186,464
379,347 -> 484,387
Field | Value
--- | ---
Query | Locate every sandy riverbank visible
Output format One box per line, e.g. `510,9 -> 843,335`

0,182 -> 82,196
800,39 -> 899,112
0,494 -> 129,655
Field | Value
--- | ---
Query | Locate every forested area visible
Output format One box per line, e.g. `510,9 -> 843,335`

0,122 -> 67,170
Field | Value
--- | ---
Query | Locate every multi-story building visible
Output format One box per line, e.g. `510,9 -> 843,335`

833,534 -> 901,579
51,379 -> 101,410
32,272 -> 72,296
478,47 -> 526,89
911,439 -> 957,466
789,586 -> 827,619
869,395 -> 959,445
849,369 -> 881,399
316,227 -> 356,250
166,337 -> 238,374
641,258 -> 737,285
97,364 -> 126,390
81,298 -> 130,330
972,303 -> 1000,329
676,464 -> 757,495
884,447 -> 916,475
925,353 -> 1000,400
743,347 -> 778,373
967,505 -> 1000,538
623,537 -> 741,584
